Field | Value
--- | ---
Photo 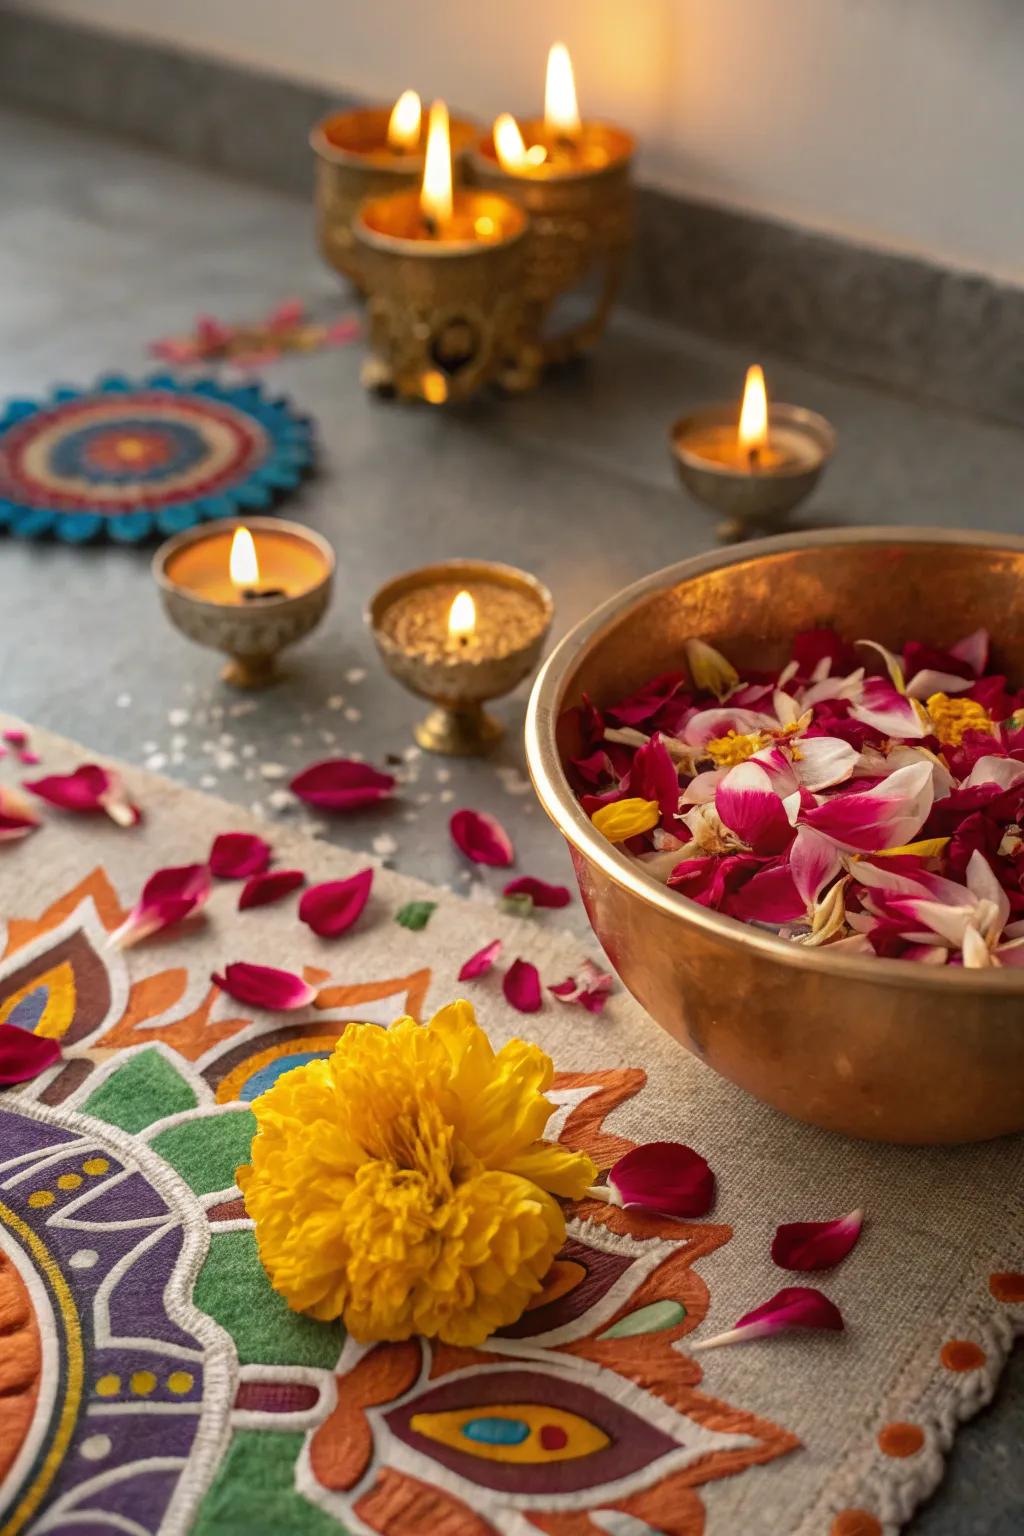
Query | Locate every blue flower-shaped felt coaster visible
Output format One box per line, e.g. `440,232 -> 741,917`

0,374 -> 315,543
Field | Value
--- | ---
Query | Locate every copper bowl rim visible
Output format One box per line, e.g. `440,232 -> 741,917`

525,524 -> 1024,994
152,515 -> 336,614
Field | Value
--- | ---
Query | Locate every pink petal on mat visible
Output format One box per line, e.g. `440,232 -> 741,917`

0,1023 -> 61,1084
604,1141 -> 715,1218
0,787 -> 40,841
18,750 -> 40,766
692,1286 -> 844,1351
550,958 -> 615,1014
209,831 -> 272,879
108,863 -> 212,950
290,759 -> 396,812
299,869 -> 374,938
212,962 -> 318,1012
458,939 -> 503,980
772,1209 -> 864,1271
24,764 -> 140,827
3,728 -> 27,749
503,958 -> 542,1013
502,876 -> 572,908
238,869 -> 306,911
450,808 -> 515,867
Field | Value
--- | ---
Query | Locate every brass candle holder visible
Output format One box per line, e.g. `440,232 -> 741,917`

353,188 -> 531,403
153,517 -> 335,687
367,560 -> 553,755
310,101 -> 477,293
470,45 -> 635,366
670,366 -> 836,543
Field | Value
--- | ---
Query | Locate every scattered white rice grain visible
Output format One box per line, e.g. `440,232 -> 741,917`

497,766 -> 531,796
260,763 -> 288,780
145,752 -> 167,771
116,693 -> 132,708
415,792 -> 432,806
250,802 -> 266,819
170,733 -> 188,752
319,729 -> 336,744
168,707 -> 189,728
344,707 -> 361,723
434,766 -> 450,782
141,741 -> 158,755
213,750 -> 238,771
200,774 -> 218,789
345,668 -> 367,684
218,732 -> 235,747
268,789 -> 295,811
228,700 -> 258,718
403,811 -> 418,823
210,705 -> 224,721
439,789 -> 454,803
288,734 -> 304,748
327,695 -> 344,710
372,833 -> 398,857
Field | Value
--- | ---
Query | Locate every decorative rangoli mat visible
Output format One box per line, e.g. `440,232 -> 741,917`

0,377 -> 314,544
1,723 -> 1021,1536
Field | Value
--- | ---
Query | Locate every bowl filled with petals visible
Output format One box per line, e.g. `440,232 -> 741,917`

525,526 -> 1024,1144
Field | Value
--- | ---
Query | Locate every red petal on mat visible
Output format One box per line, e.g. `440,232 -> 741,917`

24,764 -> 140,827
18,750 -> 40,766
608,1141 -> 715,1218
0,1023 -> 61,1084
299,869 -> 374,938
772,1209 -> 864,1271
290,759 -> 395,812
458,939 -> 503,980
692,1286 -> 844,1351
549,958 -> 615,1014
502,876 -> 571,908
3,728 -> 27,749
212,962 -> 318,1012
238,869 -> 306,911
0,787 -> 40,841
450,808 -> 515,867
209,832 -> 272,879
109,863 -> 212,949
503,958 -> 542,1012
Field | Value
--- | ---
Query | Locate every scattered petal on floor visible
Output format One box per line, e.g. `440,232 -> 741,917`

108,863 -> 212,949
503,957 -> 543,1013
503,875 -> 572,908
0,1023 -> 61,1084
450,808 -> 515,867
212,962 -> 319,1011
458,939 -> 503,980
771,1209 -> 864,1271
602,1141 -> 716,1218
299,869 -> 374,937
238,869 -> 306,910
209,831 -> 272,879
290,758 -> 395,811
691,1286 -> 844,1351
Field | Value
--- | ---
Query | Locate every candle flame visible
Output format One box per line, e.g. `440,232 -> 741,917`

387,88 -> 422,151
494,112 -> 528,172
229,525 -> 259,588
545,42 -> 580,138
448,589 -> 476,641
738,364 -> 769,453
421,99 -> 453,231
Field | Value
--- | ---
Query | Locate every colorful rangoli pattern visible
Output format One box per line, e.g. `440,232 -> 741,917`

0,868 -> 797,1535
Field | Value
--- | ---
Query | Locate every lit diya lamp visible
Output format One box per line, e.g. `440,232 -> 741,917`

353,101 -> 531,403
153,518 -> 334,687
367,560 -> 553,754
310,89 -> 478,292
670,364 -> 836,543
471,42 -> 635,364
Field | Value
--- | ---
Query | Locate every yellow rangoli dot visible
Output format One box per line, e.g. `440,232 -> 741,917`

27,1190 -> 54,1208
167,1371 -> 194,1395
95,1374 -> 120,1397
130,1371 -> 157,1396
57,1173 -> 82,1191
82,1158 -> 109,1176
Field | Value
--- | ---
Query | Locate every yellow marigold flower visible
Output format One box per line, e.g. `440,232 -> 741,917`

237,1000 -> 596,1347
704,729 -> 769,767
925,691 -> 994,747
591,796 -> 660,843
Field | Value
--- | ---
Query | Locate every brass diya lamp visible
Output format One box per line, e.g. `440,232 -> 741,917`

310,90 -> 478,293
154,517 -> 334,687
368,559 -> 553,755
353,100 -> 532,404
671,364 -> 836,543
470,42 -> 635,367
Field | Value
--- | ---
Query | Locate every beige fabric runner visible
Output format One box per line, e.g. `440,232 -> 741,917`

1,721 -> 1021,1536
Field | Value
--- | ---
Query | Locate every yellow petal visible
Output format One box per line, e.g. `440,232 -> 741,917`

870,837 -> 951,859
505,1139 -> 597,1199
684,637 -> 739,700
591,797 -> 660,843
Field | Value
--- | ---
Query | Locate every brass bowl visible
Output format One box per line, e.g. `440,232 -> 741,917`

525,526 -> 1024,1144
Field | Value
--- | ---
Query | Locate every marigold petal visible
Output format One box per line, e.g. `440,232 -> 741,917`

591,797 -> 660,843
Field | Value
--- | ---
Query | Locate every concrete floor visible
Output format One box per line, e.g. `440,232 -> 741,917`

1,106 -> 1022,1532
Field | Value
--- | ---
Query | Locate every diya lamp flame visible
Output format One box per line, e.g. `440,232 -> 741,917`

448,589 -> 476,646
421,99 -> 454,236
738,364 -> 769,469
230,525 -> 285,602
387,89 -> 422,152
494,112 -> 528,173
545,41 -> 581,143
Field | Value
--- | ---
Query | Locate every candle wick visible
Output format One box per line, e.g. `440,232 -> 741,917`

422,212 -> 439,239
747,446 -> 761,472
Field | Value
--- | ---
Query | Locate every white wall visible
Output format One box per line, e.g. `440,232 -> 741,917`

17,0 -> 1024,283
